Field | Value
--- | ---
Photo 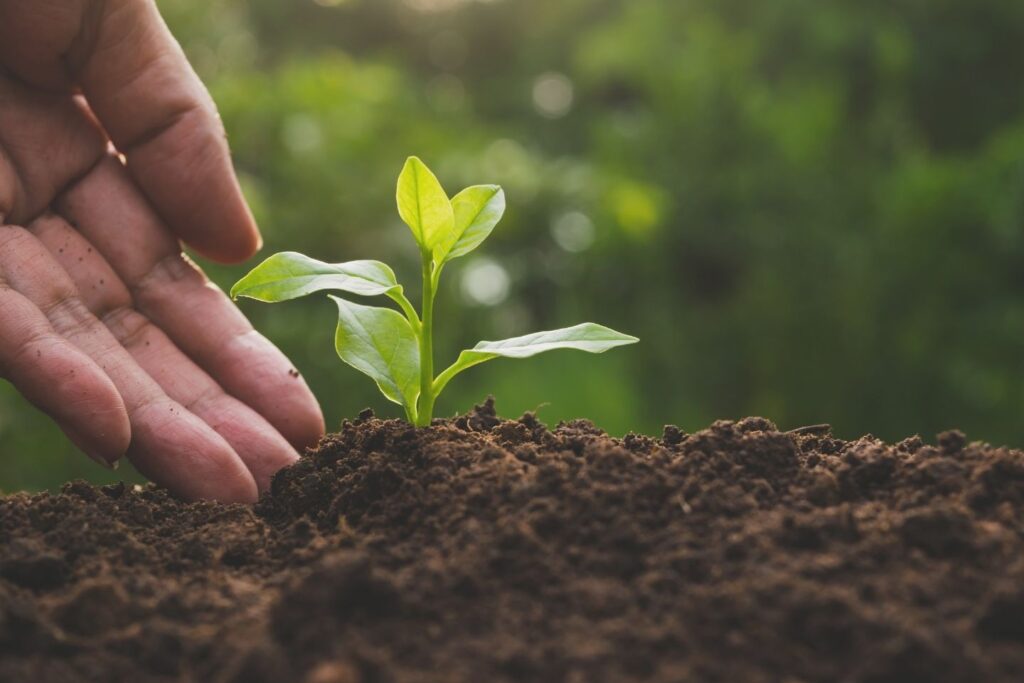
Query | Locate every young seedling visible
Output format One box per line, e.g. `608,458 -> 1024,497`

232,157 -> 638,426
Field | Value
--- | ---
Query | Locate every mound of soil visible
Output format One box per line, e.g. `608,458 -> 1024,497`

2,399 -> 1024,682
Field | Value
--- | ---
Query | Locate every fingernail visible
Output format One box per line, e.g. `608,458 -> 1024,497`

63,426 -> 123,470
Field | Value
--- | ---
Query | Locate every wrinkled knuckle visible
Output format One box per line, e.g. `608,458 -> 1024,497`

42,292 -> 98,336
101,306 -> 150,348
185,384 -> 225,417
122,99 -> 203,154
90,284 -> 134,320
135,252 -> 207,294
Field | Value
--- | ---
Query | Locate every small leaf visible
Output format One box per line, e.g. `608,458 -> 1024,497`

433,323 -> 638,394
332,297 -> 421,413
434,185 -> 506,265
468,323 -> 639,358
396,156 -> 454,250
231,252 -> 402,302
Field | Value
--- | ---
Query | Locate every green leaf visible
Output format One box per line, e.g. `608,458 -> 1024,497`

433,323 -> 638,395
396,156 -> 454,251
434,185 -> 506,265
332,296 -> 421,413
231,252 -> 401,302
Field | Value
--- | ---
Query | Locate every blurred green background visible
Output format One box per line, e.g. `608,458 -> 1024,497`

3,0 -> 1024,491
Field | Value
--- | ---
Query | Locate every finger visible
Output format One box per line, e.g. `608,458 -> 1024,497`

112,315 -> 299,492
0,0 -> 261,263
0,74 -> 106,224
58,157 -> 326,450
0,258 -> 130,467
30,215 -> 299,491
82,0 -> 260,262
0,225 -> 258,502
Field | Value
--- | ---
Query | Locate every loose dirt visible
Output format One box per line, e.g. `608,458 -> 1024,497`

2,399 -> 1023,682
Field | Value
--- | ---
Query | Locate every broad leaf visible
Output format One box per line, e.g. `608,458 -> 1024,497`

434,185 -> 506,265
396,156 -> 454,251
332,296 -> 421,413
231,252 -> 401,302
433,323 -> 638,394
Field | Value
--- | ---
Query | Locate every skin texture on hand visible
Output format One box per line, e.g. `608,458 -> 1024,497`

0,0 -> 326,501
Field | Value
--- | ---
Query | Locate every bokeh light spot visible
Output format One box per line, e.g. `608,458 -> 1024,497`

551,211 -> 596,252
610,182 -> 663,237
460,257 -> 511,306
532,72 -> 574,119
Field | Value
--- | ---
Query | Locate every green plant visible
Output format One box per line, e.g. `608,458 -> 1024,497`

232,157 -> 638,426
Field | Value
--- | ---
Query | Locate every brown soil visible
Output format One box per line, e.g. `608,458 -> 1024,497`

2,399 -> 1024,682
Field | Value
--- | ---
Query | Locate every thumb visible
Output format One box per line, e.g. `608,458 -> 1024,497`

77,0 -> 261,264
0,0 -> 259,262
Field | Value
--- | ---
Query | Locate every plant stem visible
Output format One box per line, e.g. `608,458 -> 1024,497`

431,356 -> 466,399
389,291 -> 421,332
416,253 -> 436,426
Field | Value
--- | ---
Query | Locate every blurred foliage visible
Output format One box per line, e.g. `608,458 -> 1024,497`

3,0 -> 1024,491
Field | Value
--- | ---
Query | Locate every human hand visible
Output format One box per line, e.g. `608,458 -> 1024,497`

0,1 -> 325,501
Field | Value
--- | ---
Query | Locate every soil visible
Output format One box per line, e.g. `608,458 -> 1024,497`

2,398 -> 1024,683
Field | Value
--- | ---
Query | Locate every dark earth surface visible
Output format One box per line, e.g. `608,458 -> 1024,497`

2,399 -> 1024,682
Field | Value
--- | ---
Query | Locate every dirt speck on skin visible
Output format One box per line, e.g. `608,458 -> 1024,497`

2,399 -> 1024,682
